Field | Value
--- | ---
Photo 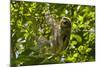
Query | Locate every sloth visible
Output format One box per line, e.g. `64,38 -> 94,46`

60,17 -> 71,51
44,11 -> 72,54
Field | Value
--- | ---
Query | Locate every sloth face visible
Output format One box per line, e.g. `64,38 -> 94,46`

61,17 -> 71,28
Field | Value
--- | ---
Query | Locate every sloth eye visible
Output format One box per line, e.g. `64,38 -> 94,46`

63,22 -> 67,24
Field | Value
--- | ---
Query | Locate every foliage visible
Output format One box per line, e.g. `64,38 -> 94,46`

10,1 -> 95,67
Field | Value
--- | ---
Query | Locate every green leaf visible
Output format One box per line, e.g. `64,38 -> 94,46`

73,53 -> 79,58
71,41 -> 77,46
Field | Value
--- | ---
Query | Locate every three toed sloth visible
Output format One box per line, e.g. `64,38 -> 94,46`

38,11 -> 71,54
